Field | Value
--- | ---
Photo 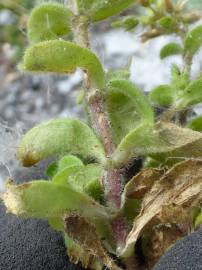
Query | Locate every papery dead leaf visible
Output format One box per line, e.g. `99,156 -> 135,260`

64,215 -> 121,270
145,224 -> 186,268
123,168 -> 164,200
121,160 -> 202,258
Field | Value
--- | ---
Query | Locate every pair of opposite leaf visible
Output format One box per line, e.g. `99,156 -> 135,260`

149,64 -> 202,109
27,1 -> 135,44
160,24 -> 202,60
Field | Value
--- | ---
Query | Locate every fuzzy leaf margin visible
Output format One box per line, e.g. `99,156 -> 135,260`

16,118 -> 105,167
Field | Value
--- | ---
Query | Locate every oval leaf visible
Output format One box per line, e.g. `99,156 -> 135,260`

112,122 -> 202,167
76,0 -> 135,22
16,118 -> 105,167
187,116 -> 202,132
27,3 -> 73,43
107,79 -> 154,145
20,40 -> 105,89
149,85 -> 175,107
112,16 -> 139,31
3,180 -> 108,221
184,25 -> 202,55
160,43 -> 183,59
176,78 -> 202,108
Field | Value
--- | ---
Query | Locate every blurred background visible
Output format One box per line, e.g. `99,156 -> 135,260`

0,0 -> 202,190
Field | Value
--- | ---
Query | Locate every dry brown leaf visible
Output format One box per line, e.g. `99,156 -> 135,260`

64,215 -> 122,270
124,168 -> 164,199
121,160 -> 202,258
145,224 -> 186,268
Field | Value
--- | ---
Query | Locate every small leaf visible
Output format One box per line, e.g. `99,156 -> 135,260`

149,85 -> 175,107
27,3 -> 73,44
184,25 -> 202,55
194,211 -> 202,228
107,79 -> 154,145
64,234 -> 103,269
160,43 -> 183,59
16,118 -> 105,167
176,78 -> 202,108
120,160 -> 202,258
76,0 -> 135,22
112,16 -> 139,31
171,65 -> 190,91
20,40 -> 105,89
57,155 -> 83,172
3,180 -> 109,229
53,163 -> 104,201
187,116 -> 202,132
112,122 -> 202,167
64,215 -> 120,269
46,162 -> 58,178
159,16 -> 175,29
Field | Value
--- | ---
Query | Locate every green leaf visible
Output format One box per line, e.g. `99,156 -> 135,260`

176,78 -> 202,108
160,43 -> 183,59
159,16 -> 175,29
53,163 -> 103,202
70,164 -> 103,201
76,0 -> 135,22
184,25 -> 202,55
16,118 -> 105,167
171,64 -> 190,91
106,79 -> 154,145
20,40 -> 105,89
112,122 -> 202,167
48,217 -> 63,231
57,155 -> 83,172
27,3 -> 73,44
187,116 -> 202,132
46,162 -> 58,178
195,211 -> 202,228
112,16 -> 139,31
149,85 -> 175,107
3,180 -> 108,220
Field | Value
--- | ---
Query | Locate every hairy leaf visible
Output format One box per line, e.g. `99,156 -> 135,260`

76,0 -> 135,22
112,16 -> 139,31
184,25 -> 202,55
16,118 -> 105,167
53,163 -> 103,201
107,79 -> 154,145
27,3 -> 73,43
120,160 -> 202,258
176,78 -> 202,108
57,155 -> 84,172
159,16 -> 175,29
20,40 -> 105,89
187,116 -> 202,132
112,122 -> 202,167
160,43 -> 183,59
64,215 -> 120,269
65,234 -> 103,270
149,85 -> 175,107
3,180 -> 109,222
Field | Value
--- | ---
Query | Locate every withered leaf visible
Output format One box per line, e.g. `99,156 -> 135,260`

121,160 -> 202,258
145,224 -> 186,268
123,168 -> 164,199
64,215 -> 122,270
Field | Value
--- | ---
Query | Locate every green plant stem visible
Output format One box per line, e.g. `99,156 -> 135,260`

73,16 -> 129,251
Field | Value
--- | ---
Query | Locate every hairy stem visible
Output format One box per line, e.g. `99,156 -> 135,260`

73,16 -> 128,249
